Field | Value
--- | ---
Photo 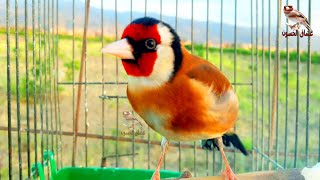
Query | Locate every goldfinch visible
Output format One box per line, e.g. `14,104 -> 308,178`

102,17 -> 247,180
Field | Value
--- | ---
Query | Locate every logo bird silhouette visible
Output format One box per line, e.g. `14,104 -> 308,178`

283,5 -> 312,33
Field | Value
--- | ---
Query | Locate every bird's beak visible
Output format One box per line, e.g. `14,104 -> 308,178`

101,38 -> 135,60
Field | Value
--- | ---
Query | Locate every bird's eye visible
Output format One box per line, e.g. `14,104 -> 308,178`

145,39 -> 157,50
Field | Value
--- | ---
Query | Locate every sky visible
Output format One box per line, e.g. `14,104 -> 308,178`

89,0 -> 320,35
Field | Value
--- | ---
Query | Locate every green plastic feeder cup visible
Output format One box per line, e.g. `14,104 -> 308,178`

54,168 -> 182,180
32,151 -> 182,180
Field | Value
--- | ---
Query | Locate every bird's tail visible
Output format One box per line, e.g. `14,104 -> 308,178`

201,132 -> 248,156
304,21 -> 313,33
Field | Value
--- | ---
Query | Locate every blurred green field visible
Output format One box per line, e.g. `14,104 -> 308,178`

0,28 -> 319,179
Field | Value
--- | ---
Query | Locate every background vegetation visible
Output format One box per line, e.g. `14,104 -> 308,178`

0,27 -> 319,179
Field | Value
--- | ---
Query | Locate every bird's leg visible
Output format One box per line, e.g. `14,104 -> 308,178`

217,137 -> 238,180
151,138 -> 169,180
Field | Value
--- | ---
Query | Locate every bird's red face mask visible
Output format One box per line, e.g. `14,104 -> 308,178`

101,23 -> 161,77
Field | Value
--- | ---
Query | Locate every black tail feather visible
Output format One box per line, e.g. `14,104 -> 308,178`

201,133 -> 248,156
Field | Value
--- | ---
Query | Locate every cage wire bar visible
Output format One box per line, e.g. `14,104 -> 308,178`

276,0 -> 281,169
2,0 -> 320,179
284,0 -> 289,169
71,0 -> 75,168
305,0 -> 311,167
71,0 -> 91,167
233,0 -> 237,171
250,0 -> 254,172
15,0 -> 22,178
267,0 -> 271,171
294,0 -> 300,168
101,0 -> 106,167
174,0 -> 182,173
84,0 -> 89,167
31,0 -> 38,175
255,0 -> 259,171
261,0 -> 265,171
6,0 -> 12,178
24,0 -> 31,178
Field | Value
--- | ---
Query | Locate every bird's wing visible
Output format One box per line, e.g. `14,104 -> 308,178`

186,62 -> 231,96
298,12 -> 311,25
292,10 -> 310,24
290,10 -> 312,32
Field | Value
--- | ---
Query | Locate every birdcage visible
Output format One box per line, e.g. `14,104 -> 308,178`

1,0 -> 319,179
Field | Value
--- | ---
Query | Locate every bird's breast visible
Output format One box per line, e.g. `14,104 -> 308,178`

127,77 -> 238,141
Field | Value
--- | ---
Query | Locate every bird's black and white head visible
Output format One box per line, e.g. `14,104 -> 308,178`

102,17 -> 182,89
283,5 -> 293,14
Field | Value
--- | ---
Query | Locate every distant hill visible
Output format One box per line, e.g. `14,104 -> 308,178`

1,0 -> 319,51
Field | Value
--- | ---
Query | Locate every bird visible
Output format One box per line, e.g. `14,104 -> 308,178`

283,5 -> 312,33
101,17 -> 248,180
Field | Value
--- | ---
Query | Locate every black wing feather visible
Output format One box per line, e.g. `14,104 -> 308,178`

201,133 -> 248,156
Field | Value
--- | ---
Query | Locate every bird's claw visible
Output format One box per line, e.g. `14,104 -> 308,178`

161,137 -> 168,149
221,168 -> 238,180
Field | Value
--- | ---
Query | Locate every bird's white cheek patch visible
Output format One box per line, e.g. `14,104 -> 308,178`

152,46 -> 175,79
157,23 -> 174,46
128,45 -> 175,90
